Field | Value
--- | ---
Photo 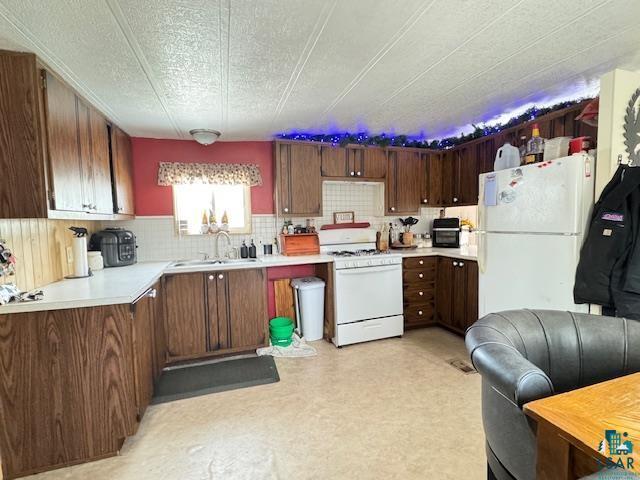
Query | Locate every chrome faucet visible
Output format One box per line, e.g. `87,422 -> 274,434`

214,231 -> 232,259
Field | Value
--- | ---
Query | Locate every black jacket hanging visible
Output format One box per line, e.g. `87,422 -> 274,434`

574,164 -> 640,318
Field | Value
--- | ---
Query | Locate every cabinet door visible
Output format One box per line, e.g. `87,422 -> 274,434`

386,150 -> 422,214
449,260 -> 479,333
280,143 -> 322,216
419,152 -> 429,206
227,269 -> 268,349
0,305 -> 136,478
43,71 -> 84,212
111,126 -> 135,215
361,147 -> 386,179
89,108 -> 114,214
320,145 -> 349,177
436,257 -> 455,328
132,288 -> 155,419
206,271 -> 229,351
76,99 -> 94,212
465,260 -> 479,330
164,273 -> 207,358
347,147 -> 364,178
441,150 -> 456,206
151,280 -> 166,381
476,138 -> 495,175
426,153 -> 444,206
456,146 -> 479,205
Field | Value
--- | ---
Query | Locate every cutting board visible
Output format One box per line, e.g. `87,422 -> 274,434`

274,279 -> 296,321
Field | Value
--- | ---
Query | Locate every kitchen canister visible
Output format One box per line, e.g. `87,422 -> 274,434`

87,251 -> 104,271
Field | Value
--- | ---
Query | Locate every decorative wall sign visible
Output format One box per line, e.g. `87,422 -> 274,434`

333,211 -> 355,224
624,88 -> 640,166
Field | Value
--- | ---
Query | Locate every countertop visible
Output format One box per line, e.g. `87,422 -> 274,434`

0,247 -> 477,314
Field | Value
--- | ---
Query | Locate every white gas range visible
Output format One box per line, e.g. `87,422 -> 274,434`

318,228 -> 404,347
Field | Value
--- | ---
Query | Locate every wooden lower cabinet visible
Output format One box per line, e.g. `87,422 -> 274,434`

0,305 -> 137,479
402,256 -> 437,328
166,268 -> 268,363
436,257 -> 478,334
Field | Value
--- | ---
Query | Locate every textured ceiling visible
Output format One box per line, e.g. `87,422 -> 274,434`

1,0 -> 639,140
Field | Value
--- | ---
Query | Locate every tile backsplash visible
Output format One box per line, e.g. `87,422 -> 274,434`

111,182 -> 477,262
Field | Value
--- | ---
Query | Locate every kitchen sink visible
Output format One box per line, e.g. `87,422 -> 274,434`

170,258 -> 259,268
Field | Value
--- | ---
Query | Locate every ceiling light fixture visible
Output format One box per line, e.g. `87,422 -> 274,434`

189,129 -> 221,145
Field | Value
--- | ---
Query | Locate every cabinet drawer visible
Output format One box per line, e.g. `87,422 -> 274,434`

402,268 -> 436,284
403,256 -> 437,271
404,303 -> 436,327
404,286 -> 436,304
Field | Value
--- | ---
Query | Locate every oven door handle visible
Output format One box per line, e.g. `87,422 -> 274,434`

336,265 -> 401,275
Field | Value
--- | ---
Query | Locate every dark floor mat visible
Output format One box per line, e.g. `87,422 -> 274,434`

152,356 -> 279,404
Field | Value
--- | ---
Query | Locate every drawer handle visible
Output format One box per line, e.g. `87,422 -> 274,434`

418,273 -> 424,278
363,323 -> 382,329
418,310 -> 423,315
419,291 -> 424,296
419,260 -> 424,265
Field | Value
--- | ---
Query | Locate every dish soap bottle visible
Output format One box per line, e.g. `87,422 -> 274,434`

240,241 -> 249,259
249,239 -> 257,258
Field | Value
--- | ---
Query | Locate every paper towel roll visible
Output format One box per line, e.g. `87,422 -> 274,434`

72,237 -> 89,277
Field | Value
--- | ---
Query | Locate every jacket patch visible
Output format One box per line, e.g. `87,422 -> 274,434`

601,212 -> 624,222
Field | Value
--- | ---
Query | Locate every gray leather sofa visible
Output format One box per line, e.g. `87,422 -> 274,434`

465,310 -> 640,480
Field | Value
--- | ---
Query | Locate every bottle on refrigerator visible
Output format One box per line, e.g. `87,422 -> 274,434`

524,123 -> 545,164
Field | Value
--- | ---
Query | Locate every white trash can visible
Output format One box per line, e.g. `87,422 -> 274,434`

291,277 -> 325,341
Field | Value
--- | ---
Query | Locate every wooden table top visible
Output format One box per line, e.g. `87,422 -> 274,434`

525,372 -> 640,469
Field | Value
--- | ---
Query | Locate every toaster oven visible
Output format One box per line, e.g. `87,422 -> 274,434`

432,218 -> 460,248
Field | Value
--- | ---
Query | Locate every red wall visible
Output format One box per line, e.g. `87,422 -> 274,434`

131,138 -> 274,215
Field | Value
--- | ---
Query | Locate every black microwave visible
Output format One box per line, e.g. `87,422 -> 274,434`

432,218 -> 460,248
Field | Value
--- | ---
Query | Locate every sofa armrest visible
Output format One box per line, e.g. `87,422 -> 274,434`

467,337 -> 554,408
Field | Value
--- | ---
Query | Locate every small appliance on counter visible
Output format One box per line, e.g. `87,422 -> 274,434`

89,228 -> 137,267
432,218 -> 461,248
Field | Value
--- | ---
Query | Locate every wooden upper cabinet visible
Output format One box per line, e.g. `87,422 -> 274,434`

386,149 -> 422,214
455,145 -> 479,206
44,71 -> 84,212
440,149 -> 456,206
0,51 -> 48,218
111,126 -> 135,215
426,152 -> 444,206
320,145 -> 349,177
88,108 -> 114,214
0,50 -> 131,219
360,146 -> 386,179
276,142 -> 322,216
320,144 -> 386,179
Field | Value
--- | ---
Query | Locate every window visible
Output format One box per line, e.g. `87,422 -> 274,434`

173,184 -> 251,235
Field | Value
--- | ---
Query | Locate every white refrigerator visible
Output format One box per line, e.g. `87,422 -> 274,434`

477,153 -> 595,317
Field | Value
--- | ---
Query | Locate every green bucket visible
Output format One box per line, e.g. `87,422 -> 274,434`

269,317 -> 294,347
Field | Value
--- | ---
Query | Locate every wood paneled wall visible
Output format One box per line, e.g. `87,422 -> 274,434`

0,219 -> 99,291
